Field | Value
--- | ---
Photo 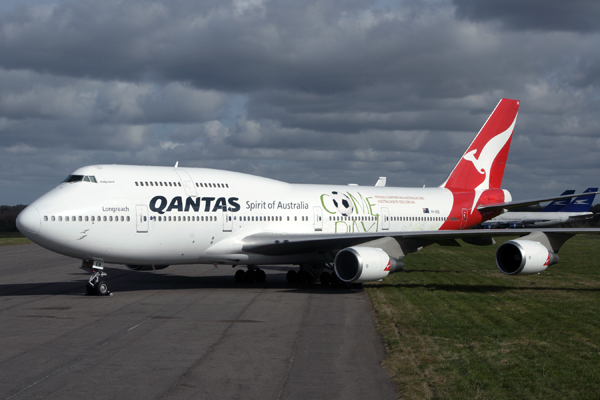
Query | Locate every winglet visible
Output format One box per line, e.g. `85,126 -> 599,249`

441,99 -> 520,190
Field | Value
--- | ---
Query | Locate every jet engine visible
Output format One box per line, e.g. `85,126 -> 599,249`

495,239 -> 559,275
334,246 -> 401,283
125,265 -> 169,271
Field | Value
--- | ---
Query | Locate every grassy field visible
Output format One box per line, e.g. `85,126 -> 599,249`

366,235 -> 600,400
0,232 -> 32,246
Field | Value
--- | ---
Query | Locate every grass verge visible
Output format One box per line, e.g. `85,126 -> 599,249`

366,235 -> 600,400
0,232 -> 32,246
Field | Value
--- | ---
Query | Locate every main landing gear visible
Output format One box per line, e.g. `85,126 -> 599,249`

83,260 -> 111,296
286,263 -> 358,288
234,265 -> 267,283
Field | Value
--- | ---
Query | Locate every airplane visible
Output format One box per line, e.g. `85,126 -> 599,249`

480,188 -> 597,228
16,98 -> 600,296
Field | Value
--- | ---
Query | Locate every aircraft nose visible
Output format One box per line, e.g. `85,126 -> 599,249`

17,206 -> 41,237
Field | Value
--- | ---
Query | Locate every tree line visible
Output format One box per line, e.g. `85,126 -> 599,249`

0,205 -> 27,232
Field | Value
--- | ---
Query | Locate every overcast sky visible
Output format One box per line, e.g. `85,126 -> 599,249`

1,0 -> 600,205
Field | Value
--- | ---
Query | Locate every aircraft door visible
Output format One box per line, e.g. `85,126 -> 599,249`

314,207 -> 323,231
222,206 -> 232,232
381,207 -> 390,230
460,208 -> 468,229
174,169 -> 198,197
136,205 -> 149,233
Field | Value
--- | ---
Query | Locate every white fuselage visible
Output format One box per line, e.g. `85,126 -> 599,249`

19,164 -> 476,267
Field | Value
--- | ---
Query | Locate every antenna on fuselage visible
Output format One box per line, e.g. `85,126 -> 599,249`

174,161 -> 179,168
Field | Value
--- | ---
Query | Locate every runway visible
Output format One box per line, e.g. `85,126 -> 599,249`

0,244 -> 397,399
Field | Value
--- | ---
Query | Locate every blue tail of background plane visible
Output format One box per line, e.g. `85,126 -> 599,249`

561,188 -> 598,212
541,190 -> 576,212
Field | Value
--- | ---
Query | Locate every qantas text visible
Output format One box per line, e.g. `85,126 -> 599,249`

149,196 -> 240,214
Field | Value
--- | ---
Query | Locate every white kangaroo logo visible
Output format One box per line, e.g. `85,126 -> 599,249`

464,118 -> 516,211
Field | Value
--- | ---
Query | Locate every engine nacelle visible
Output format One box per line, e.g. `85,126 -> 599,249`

334,247 -> 400,283
495,239 -> 559,275
126,265 -> 169,271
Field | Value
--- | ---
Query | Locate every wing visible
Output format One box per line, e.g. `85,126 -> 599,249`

241,228 -> 600,256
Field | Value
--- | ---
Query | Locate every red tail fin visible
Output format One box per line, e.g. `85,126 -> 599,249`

441,99 -> 520,190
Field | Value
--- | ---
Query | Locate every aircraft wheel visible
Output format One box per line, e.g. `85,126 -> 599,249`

245,269 -> 256,283
320,271 -> 331,285
234,269 -> 246,283
297,270 -> 310,284
256,269 -> 266,283
330,273 -> 341,288
286,270 -> 297,284
96,280 -> 109,296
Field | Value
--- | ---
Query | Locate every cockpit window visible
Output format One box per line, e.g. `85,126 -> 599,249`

63,175 -> 97,183
64,175 -> 84,183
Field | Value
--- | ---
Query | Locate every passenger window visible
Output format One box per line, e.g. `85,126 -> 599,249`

78,216 -> 82,221
51,216 -> 56,221
85,216 -> 89,221
135,182 -> 139,186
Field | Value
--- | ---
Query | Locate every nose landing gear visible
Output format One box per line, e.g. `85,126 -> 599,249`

84,260 -> 111,296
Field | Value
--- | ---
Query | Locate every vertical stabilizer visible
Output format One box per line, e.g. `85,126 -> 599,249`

541,190 -> 575,211
441,99 -> 520,190
561,188 -> 598,212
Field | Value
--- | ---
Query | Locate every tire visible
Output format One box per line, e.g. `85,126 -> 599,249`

286,270 -> 297,284
297,270 -> 309,284
245,270 -> 256,283
319,272 -> 331,285
234,269 -> 246,283
330,273 -> 341,288
257,269 -> 266,283
96,280 -> 109,296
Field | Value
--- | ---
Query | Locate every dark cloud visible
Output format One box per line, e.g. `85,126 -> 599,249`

453,0 -> 600,32
0,0 -> 600,205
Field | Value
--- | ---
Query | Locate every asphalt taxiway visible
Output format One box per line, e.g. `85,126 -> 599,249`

0,244 -> 397,399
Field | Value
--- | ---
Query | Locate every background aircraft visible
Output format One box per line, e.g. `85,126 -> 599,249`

480,188 -> 597,228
